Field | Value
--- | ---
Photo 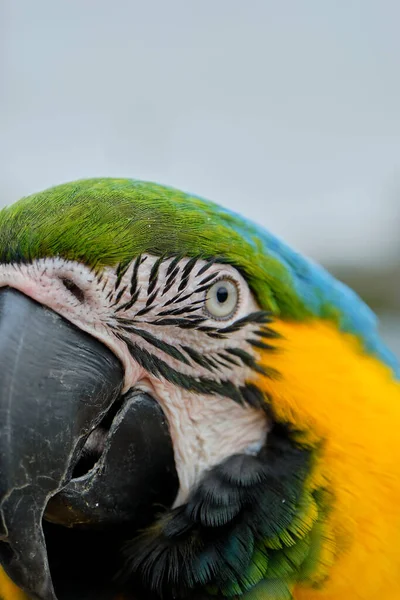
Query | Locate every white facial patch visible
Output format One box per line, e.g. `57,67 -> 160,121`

137,377 -> 269,506
0,256 -> 272,503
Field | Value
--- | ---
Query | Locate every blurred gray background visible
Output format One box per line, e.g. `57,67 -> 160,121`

1,1 -> 399,356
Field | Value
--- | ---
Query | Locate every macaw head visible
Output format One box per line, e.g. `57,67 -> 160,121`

0,179 -> 399,600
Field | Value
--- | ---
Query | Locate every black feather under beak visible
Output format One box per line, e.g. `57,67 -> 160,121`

0,288 -> 178,600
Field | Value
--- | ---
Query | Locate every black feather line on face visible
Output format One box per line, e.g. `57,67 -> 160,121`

145,288 -> 159,308
181,346 -> 220,372
130,255 -> 147,297
162,291 -> 187,307
195,258 -> 217,277
225,348 -> 267,375
151,317 -> 206,327
216,312 -> 273,335
110,256 -> 282,396
119,425 -> 311,599
216,353 -> 241,368
159,305 -> 202,317
247,338 -> 276,351
135,304 -> 155,317
165,255 -> 182,277
114,260 -> 131,291
148,256 -> 164,296
109,255 -> 276,337
116,333 -> 264,406
113,314 -> 276,383
114,289 -> 141,313
254,326 -> 281,340
162,266 -> 181,296
121,326 -> 191,366
181,256 -> 198,279
109,255 -> 280,398
199,272 -> 219,286
111,285 -> 128,307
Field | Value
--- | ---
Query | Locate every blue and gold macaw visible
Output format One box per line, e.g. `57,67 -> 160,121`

0,178 -> 399,600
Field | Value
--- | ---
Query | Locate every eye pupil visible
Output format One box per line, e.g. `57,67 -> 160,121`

205,277 -> 239,320
216,286 -> 229,304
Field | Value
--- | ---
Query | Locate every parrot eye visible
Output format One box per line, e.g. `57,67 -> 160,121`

205,278 -> 239,319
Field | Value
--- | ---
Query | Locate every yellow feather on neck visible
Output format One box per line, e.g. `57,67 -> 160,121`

0,567 -> 28,600
256,319 -> 400,599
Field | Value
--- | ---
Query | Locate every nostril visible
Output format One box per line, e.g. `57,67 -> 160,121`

61,278 -> 85,303
72,428 -> 107,478
72,396 -> 124,479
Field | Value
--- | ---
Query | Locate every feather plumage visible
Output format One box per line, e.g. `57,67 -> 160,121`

0,178 -> 399,600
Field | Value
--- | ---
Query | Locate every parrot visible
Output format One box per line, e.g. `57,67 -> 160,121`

0,177 -> 399,600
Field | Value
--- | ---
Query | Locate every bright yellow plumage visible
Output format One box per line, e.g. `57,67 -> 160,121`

0,568 -> 28,600
257,319 -> 400,598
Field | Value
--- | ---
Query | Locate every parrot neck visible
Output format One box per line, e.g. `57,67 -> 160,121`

256,318 -> 400,598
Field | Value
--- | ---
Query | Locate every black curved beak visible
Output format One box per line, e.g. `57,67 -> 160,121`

0,289 -> 178,600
